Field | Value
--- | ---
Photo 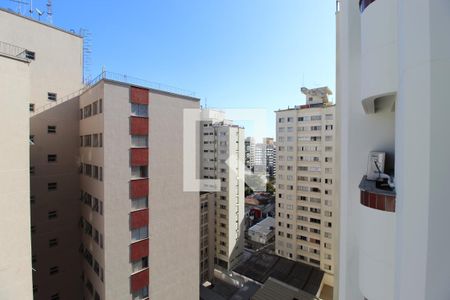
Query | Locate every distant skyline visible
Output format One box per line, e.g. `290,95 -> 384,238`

1,0 -> 336,139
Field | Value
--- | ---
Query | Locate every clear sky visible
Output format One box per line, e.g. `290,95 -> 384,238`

2,0 -> 336,140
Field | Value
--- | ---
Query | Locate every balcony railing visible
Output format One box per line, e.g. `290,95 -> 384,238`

0,41 -> 28,61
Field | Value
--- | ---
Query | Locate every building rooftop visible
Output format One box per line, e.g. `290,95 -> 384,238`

0,8 -> 82,38
233,250 -> 324,295
252,277 -> 321,300
248,217 -> 275,237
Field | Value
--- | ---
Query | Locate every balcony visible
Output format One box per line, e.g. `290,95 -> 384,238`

359,0 -> 377,12
130,238 -> 149,261
0,41 -> 31,62
130,179 -> 149,198
359,176 -> 396,212
130,268 -> 149,293
130,209 -> 149,230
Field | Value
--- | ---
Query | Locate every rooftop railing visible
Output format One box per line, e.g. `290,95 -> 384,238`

31,70 -> 197,116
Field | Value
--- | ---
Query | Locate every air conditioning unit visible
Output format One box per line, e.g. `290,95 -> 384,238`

366,151 -> 385,180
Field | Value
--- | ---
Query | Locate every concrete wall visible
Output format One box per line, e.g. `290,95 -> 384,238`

149,90 -> 200,300
30,96 -> 81,300
0,55 -> 33,299
0,9 -> 83,109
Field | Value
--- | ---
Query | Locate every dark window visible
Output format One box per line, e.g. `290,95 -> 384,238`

48,92 -> 57,101
48,211 -> 57,220
49,238 -> 58,247
29,103 -> 35,112
48,154 -> 57,162
48,182 -> 57,191
31,225 -> 36,234
30,195 -> 35,204
25,50 -> 35,60
30,166 -> 35,175
50,293 -> 59,300
49,266 -> 59,275
48,126 -> 56,133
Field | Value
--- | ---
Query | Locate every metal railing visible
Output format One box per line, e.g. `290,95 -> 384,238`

31,70 -> 197,116
0,40 -> 28,61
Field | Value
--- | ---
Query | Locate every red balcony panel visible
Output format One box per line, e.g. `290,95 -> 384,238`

360,190 -> 396,212
130,239 -> 149,261
130,86 -> 149,104
130,117 -> 149,135
131,148 -> 149,166
130,179 -> 149,198
130,209 -> 149,230
130,268 -> 149,292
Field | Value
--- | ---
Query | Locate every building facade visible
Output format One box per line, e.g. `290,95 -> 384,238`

245,137 -> 255,171
263,137 -> 276,178
200,110 -> 245,271
0,8 -> 84,300
200,192 -> 215,283
275,87 -> 336,289
337,1 -> 450,299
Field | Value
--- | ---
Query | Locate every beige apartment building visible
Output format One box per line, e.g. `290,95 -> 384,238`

0,8 -> 84,300
275,87 -> 336,289
1,8 -> 201,300
0,38 -> 33,300
200,192 -> 215,283
200,110 -> 245,272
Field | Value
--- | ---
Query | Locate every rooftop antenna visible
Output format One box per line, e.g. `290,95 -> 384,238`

35,8 -> 43,20
46,0 -> 53,23
9,0 -> 29,15
29,0 -> 32,15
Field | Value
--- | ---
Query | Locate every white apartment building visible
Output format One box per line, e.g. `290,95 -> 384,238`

264,137 -> 276,178
275,87 -> 336,290
200,110 -> 245,271
337,1 -> 450,300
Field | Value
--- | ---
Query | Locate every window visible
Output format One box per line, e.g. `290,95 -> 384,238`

48,92 -> 57,101
80,109 -> 83,120
49,238 -> 58,247
48,211 -> 57,220
48,154 -> 57,162
99,99 -> 103,113
99,133 -> 103,147
48,126 -> 56,133
132,256 -> 149,273
84,135 -> 92,147
49,266 -> 59,275
93,166 -> 99,179
30,195 -> 35,204
29,103 -> 35,112
132,197 -> 148,210
30,166 -> 35,175
84,105 -> 92,118
93,134 -> 99,147
131,166 -> 148,179
93,101 -> 98,115
131,104 -> 148,117
50,293 -> 59,300
25,50 -> 35,60
131,226 -> 148,241
132,286 -> 149,300
131,135 -> 148,148
48,182 -> 57,191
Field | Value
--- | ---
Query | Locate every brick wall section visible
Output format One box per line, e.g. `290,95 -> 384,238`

130,239 -> 149,261
130,209 -> 149,229
360,190 -> 396,212
130,148 -> 149,166
130,268 -> 149,292
130,179 -> 149,198
130,86 -> 149,104
130,117 -> 149,135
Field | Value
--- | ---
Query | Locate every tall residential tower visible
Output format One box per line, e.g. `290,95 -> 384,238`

275,87 -> 336,291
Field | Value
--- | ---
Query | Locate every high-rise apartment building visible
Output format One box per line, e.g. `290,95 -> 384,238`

200,192 -> 215,283
337,1 -> 450,299
0,8 -> 84,299
245,137 -> 255,171
1,8 -> 201,300
275,87 -> 336,290
263,137 -> 277,178
200,110 -> 245,271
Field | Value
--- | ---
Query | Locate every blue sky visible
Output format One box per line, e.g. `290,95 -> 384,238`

3,0 -> 336,139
